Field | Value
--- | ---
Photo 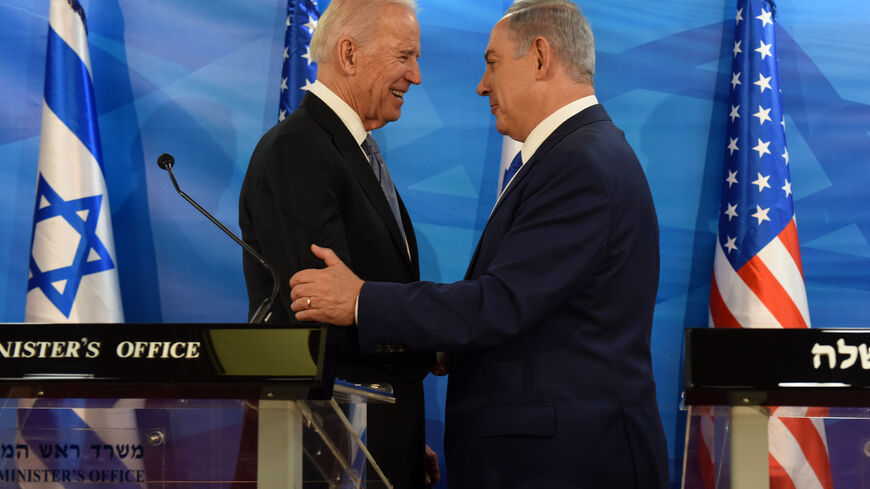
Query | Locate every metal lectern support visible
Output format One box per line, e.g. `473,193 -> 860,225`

729,405 -> 770,489
258,400 -> 303,489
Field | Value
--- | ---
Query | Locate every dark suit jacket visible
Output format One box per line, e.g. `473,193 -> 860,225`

239,92 -> 431,489
358,105 -> 669,489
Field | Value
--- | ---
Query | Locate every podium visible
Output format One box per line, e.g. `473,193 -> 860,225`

0,323 -> 395,488
682,328 -> 870,489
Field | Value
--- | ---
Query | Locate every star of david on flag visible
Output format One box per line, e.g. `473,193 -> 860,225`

26,0 -> 123,323
279,0 -> 320,120
702,1 -> 834,488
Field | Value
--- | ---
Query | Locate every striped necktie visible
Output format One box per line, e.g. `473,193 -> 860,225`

361,134 -> 407,246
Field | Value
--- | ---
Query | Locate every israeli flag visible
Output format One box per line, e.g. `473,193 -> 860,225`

26,0 -> 123,323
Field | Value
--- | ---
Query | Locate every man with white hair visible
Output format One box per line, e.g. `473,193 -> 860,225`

239,0 -> 438,487
288,1 -> 669,487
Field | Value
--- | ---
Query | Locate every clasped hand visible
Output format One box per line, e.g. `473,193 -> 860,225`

289,244 -> 362,326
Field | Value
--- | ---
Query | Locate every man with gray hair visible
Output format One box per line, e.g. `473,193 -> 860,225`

239,0 -> 439,487
288,0 -> 669,487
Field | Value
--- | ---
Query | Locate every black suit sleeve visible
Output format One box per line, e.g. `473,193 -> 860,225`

242,126 -> 354,322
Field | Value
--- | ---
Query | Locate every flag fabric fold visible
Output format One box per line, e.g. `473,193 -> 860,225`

26,0 -> 123,323
280,0 -> 320,120
705,1 -> 833,488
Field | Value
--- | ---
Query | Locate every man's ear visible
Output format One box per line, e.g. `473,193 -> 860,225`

337,38 -> 358,75
532,36 -> 553,80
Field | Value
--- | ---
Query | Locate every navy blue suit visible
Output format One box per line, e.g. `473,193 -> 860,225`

357,105 -> 669,488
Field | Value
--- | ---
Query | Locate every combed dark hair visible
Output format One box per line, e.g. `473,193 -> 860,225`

504,0 -> 595,84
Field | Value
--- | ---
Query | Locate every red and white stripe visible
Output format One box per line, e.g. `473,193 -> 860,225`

710,219 -> 809,329
703,217 -> 833,489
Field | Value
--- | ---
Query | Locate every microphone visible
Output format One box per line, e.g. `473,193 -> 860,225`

156,153 -> 278,324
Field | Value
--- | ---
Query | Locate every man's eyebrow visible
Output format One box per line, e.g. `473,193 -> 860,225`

484,49 -> 494,60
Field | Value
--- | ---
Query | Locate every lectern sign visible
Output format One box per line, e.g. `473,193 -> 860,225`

685,328 -> 870,406
0,324 -> 330,400
811,338 -> 870,370
0,339 -> 200,360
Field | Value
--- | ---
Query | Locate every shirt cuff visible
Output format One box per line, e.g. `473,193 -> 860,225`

354,290 -> 360,325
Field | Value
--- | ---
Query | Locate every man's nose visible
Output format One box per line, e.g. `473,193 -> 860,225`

407,59 -> 422,85
476,72 -> 489,96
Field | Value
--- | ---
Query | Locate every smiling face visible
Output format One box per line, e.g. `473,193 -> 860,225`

352,3 -> 422,131
477,19 -> 538,142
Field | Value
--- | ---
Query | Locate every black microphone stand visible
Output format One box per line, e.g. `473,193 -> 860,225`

157,153 -> 278,324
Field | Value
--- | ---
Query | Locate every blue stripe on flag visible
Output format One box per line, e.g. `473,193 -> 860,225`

44,26 -> 104,172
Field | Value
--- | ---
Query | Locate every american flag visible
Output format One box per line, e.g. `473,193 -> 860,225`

279,0 -> 320,120
705,1 -> 834,488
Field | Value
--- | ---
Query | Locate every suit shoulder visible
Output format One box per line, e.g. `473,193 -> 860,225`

554,121 -> 642,174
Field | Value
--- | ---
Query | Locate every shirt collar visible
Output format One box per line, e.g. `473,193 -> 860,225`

520,94 -> 599,163
309,80 -> 368,146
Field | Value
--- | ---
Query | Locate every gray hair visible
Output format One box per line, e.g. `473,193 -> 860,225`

504,0 -> 595,84
310,0 -> 417,63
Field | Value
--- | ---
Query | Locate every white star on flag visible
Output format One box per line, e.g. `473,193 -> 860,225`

301,78 -> 315,91
304,16 -> 318,33
752,138 -> 771,158
724,236 -> 738,253
756,8 -> 773,27
726,169 -> 738,188
752,171 -> 771,191
782,179 -> 792,197
724,203 -> 739,221
731,72 -> 742,89
751,204 -> 771,224
753,105 -> 772,125
754,72 -> 772,93
728,137 -> 739,155
755,40 -> 773,60
730,104 -> 741,122
733,40 -> 742,57
782,147 -> 790,164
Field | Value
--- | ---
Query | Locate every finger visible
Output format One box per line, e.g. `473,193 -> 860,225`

289,296 -> 309,312
289,283 -> 309,301
293,309 -> 317,322
310,244 -> 343,267
289,269 -> 318,288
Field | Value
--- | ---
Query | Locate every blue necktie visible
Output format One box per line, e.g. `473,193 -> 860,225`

501,151 -> 523,193
361,135 -> 407,246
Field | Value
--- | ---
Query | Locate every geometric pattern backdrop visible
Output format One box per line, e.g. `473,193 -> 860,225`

2,1 -> 869,486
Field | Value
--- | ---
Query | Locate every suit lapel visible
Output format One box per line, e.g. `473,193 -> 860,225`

301,94 -> 414,271
465,105 -> 612,278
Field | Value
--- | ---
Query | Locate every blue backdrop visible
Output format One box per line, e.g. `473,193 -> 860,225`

2,1 -> 869,487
